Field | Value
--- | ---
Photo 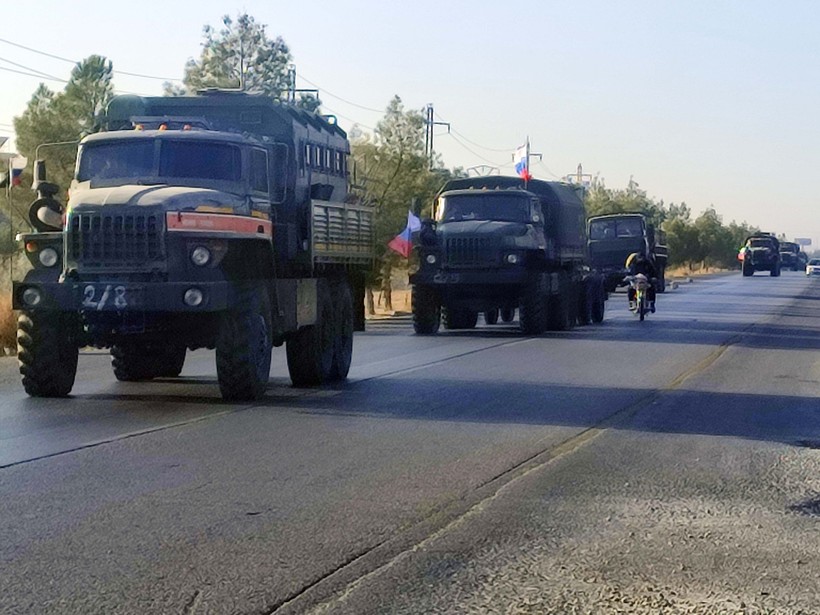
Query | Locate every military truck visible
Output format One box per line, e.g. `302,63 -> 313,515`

740,233 -> 781,277
409,176 -> 606,335
587,213 -> 668,292
13,91 -> 373,400
779,241 -> 808,271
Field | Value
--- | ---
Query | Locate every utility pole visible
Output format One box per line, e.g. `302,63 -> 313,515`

565,162 -> 591,187
424,104 -> 450,170
286,64 -> 320,106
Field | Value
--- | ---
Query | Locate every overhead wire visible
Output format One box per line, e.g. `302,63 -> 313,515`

298,74 -> 385,114
0,36 -> 181,81
0,64 -> 67,82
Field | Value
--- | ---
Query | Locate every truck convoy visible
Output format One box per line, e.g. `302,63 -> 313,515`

740,233 -> 781,276
13,91 -> 373,400
779,241 -> 808,272
586,213 -> 668,293
409,176 -> 606,335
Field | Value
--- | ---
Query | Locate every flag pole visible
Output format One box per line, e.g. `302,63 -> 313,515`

524,137 -> 530,190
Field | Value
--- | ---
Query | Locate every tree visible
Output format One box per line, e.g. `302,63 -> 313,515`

351,96 -> 458,312
9,56 -> 115,247
169,13 -> 320,110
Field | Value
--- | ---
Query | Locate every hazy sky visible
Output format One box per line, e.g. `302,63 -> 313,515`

2,0 -> 819,247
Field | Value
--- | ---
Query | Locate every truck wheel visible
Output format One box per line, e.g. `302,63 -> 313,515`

156,345 -> 187,378
330,280 -> 354,381
17,311 -> 79,397
484,308 -> 499,325
591,282 -> 606,324
412,285 -> 440,335
519,274 -> 548,335
216,283 -> 272,400
770,264 -> 781,277
548,276 -> 575,331
500,307 -> 515,323
111,343 -> 156,381
287,280 -> 335,387
442,307 -> 478,330
657,271 -> 666,293
576,281 -> 592,326
742,263 -> 754,276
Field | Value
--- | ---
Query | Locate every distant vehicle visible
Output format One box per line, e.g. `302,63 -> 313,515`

807,258 -> 820,277
740,233 -> 781,277
779,241 -> 809,272
587,213 -> 668,292
410,176 -> 607,335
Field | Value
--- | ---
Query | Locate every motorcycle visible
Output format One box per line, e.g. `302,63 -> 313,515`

626,273 -> 651,321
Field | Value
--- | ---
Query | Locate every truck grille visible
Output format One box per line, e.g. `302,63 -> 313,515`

68,211 -> 164,270
444,236 -> 498,268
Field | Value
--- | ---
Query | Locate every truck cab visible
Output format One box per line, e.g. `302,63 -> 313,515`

740,233 -> 781,277
587,213 -> 668,292
410,177 -> 604,335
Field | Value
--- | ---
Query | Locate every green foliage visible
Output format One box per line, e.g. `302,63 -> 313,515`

169,12 -> 320,111
8,56 -> 114,252
351,96 -> 458,282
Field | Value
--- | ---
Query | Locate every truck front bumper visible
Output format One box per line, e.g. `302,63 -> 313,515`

410,268 -> 529,287
13,280 -> 233,313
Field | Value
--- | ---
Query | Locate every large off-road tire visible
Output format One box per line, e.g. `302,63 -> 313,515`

111,344 -> 156,381
330,279 -> 354,381
576,280 -> 593,326
500,307 -> 515,323
519,274 -> 548,335
17,311 -> 79,397
442,307 -> 478,330
216,283 -> 273,401
484,308 -> 499,325
287,280 -> 335,387
155,345 -> 187,378
656,269 -> 667,293
548,277 -> 575,331
770,263 -> 781,277
591,281 -> 606,324
412,285 -> 440,335
742,263 -> 754,276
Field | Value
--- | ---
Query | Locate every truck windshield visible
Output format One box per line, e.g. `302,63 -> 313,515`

748,239 -> 773,248
589,218 -> 644,240
77,139 -> 242,183
438,194 -> 531,223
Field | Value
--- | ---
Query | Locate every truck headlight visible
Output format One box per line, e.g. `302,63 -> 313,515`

38,247 -> 59,268
22,287 -> 43,307
505,253 -> 520,264
425,254 -> 437,265
191,246 -> 212,267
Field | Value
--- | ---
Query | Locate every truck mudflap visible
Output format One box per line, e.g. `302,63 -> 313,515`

12,280 -> 233,313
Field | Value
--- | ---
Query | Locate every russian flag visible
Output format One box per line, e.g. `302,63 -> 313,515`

10,156 -> 26,187
513,144 -> 531,181
387,210 -> 422,258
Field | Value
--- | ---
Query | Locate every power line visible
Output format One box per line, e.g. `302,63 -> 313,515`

298,74 -> 385,113
434,110 -> 515,153
0,65 -> 67,82
0,36 -> 181,81
0,55 -> 65,81
445,131 -> 511,168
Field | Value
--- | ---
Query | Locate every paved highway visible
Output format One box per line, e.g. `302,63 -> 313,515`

1,272 -> 818,614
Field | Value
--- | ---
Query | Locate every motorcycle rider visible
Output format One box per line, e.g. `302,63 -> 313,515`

625,251 -> 657,313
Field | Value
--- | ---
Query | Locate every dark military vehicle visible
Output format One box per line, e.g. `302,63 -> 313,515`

779,241 -> 808,271
587,213 -> 668,292
740,233 -> 781,277
409,176 -> 606,335
13,92 -> 373,400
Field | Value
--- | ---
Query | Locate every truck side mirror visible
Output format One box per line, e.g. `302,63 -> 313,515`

31,159 -> 47,192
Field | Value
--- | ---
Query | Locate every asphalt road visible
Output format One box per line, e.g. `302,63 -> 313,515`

1,272 -> 818,614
